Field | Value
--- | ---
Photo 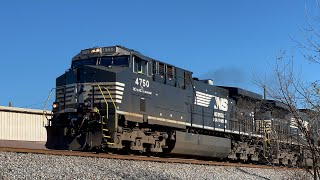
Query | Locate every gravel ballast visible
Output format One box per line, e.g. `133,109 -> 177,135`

0,151 -> 311,179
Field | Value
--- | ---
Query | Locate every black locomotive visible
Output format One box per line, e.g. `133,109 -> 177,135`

45,45 -> 313,166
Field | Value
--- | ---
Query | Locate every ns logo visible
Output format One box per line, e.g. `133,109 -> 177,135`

194,91 -> 229,111
213,96 -> 228,111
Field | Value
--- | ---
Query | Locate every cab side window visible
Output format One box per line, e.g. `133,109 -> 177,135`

133,56 -> 151,76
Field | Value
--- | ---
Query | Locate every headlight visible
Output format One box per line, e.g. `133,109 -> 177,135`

52,102 -> 59,109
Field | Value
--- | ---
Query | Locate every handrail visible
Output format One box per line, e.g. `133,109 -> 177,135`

43,88 -> 55,121
103,86 -> 118,131
97,84 -> 109,119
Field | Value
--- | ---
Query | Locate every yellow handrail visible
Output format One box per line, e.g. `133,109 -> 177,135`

97,84 -> 108,119
104,87 -> 118,131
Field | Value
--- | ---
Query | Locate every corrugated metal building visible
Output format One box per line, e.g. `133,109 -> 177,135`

0,106 -> 51,149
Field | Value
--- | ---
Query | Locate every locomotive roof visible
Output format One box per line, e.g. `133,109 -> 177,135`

218,86 -> 262,100
72,45 -> 192,73
264,100 -> 290,110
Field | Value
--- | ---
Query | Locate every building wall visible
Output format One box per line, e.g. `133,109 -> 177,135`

0,106 -> 51,142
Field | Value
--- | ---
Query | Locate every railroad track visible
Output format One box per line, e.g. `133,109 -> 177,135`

0,147 -> 301,171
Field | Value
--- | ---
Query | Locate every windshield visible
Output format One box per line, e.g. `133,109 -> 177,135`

100,56 -> 129,67
71,55 -> 129,68
72,58 -> 97,68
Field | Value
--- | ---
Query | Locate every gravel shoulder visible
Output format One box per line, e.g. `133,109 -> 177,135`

0,152 -> 311,179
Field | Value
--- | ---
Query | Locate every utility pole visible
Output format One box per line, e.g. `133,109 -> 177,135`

263,84 -> 266,100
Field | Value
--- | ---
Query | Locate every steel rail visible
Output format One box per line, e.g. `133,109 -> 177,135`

0,147 -> 304,171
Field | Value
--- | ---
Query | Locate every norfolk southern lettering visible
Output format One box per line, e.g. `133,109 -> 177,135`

133,86 -> 152,95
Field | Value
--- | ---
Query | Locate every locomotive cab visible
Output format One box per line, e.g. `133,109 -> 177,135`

46,46 -> 137,150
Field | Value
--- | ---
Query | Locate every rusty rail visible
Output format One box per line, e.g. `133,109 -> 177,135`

0,147 -> 304,171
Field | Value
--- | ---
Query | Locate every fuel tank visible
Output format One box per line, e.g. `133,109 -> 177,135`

170,131 -> 231,158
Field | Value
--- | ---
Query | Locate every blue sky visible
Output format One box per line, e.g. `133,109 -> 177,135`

0,1 -> 317,108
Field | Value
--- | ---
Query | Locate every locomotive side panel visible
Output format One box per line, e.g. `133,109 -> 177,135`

116,59 -> 190,129
148,84 -> 189,128
191,80 -> 233,132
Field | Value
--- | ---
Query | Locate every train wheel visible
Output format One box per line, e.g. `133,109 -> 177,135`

127,149 -> 138,156
145,146 -> 158,157
107,148 -> 117,154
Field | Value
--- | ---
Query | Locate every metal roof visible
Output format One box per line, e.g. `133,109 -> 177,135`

0,106 -> 52,115
71,45 -> 193,73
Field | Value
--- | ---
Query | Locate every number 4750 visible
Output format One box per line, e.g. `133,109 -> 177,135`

135,78 -> 149,87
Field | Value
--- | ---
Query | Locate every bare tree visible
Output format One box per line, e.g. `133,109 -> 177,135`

293,1 -> 320,66
254,2 -> 320,178
255,50 -> 320,179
